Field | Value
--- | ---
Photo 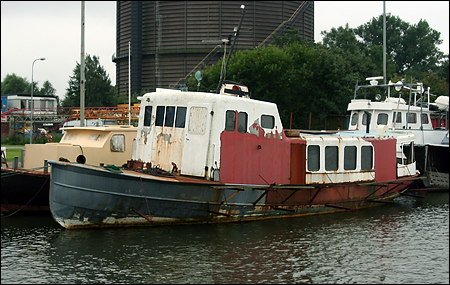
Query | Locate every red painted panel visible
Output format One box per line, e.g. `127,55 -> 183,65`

290,143 -> 306,184
364,137 -> 397,182
219,129 -> 292,185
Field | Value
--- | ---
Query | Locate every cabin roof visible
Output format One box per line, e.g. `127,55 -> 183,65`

143,89 -> 277,108
293,129 -> 414,141
61,125 -> 137,132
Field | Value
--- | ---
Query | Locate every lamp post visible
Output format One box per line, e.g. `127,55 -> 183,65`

30,57 -> 46,144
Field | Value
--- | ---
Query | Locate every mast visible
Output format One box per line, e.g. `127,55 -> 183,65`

216,5 -> 246,94
383,1 -> 386,85
128,41 -> 131,125
80,1 -> 85,127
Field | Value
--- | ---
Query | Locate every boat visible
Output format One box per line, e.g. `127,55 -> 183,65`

1,125 -> 137,213
405,130 -> 449,190
48,4 -> 420,229
48,83 -> 421,229
347,77 -> 449,190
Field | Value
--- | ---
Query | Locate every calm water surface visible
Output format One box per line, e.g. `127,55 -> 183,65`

2,193 -> 448,284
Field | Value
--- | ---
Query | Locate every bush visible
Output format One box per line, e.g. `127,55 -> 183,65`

1,131 -> 62,145
1,133 -> 28,145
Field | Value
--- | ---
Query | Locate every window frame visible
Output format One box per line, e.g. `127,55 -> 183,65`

344,145 -> 357,170
325,145 -> 339,171
307,145 -> 320,171
261,114 -> 275,129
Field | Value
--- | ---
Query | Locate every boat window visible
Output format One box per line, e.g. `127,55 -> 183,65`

225,110 -> 236,131
110,134 -> 125,152
344,146 -> 357,170
63,133 -> 78,141
164,106 -> 176,127
325,146 -> 338,171
362,112 -> 371,126
155,106 -> 165,126
421,114 -> 429,124
307,145 -> 320,171
175,107 -> 187,128
188,107 -> 208,135
90,134 -> 105,141
393,112 -> 402,123
361,146 -> 373,170
261,115 -> 275,129
407,113 -> 417,123
351,113 -> 359,126
143,106 -> 152,126
377,113 -> 388,125
238,112 -> 248,133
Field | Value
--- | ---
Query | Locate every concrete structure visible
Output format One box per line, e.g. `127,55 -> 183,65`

113,1 -> 314,96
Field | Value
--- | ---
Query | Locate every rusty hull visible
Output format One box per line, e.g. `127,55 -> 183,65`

48,160 -> 418,229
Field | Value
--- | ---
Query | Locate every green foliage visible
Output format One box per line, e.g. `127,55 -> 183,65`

272,29 -> 313,48
39,81 -> 57,96
1,131 -> 62,146
352,15 -> 445,78
320,14 -> 448,94
1,73 -> 57,97
321,24 -> 365,54
190,43 -> 356,129
422,72 -> 449,97
1,133 -> 28,145
188,15 -> 448,129
434,54 -> 449,84
1,73 -> 30,95
62,54 -> 117,107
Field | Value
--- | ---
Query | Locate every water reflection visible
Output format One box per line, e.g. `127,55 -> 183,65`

2,192 -> 448,284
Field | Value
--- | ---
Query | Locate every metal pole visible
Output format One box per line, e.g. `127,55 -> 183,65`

30,57 -> 45,144
30,60 -> 35,144
129,41 -> 131,125
383,1 -> 386,85
216,5 -> 246,94
80,1 -> 85,127
406,78 -> 413,130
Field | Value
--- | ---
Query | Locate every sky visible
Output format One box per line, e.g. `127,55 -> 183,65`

1,1 -> 449,100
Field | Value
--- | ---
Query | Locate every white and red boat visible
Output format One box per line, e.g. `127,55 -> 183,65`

48,83 -> 420,229
347,77 -> 448,190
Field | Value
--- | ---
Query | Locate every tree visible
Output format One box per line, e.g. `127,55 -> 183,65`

434,54 -> 449,84
422,71 -> 449,97
62,54 -> 117,107
320,14 -> 447,94
39,81 -> 57,96
321,24 -> 364,54
354,15 -> 444,77
1,73 -> 30,94
272,29 -> 313,48
189,43 -> 356,129
1,73 -> 57,97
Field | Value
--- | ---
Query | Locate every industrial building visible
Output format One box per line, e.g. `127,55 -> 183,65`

113,1 -> 314,96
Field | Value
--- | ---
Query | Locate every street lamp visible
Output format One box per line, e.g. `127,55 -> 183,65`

30,57 -> 46,144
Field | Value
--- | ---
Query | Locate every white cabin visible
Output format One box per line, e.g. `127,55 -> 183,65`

133,88 -> 283,177
347,80 -> 448,145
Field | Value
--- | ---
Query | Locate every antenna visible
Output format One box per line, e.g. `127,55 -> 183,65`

216,5 -> 246,93
366,76 -> 383,86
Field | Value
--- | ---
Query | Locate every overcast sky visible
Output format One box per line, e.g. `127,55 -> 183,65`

1,1 -> 449,100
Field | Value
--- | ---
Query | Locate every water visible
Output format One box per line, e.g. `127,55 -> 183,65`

2,192 -> 448,284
